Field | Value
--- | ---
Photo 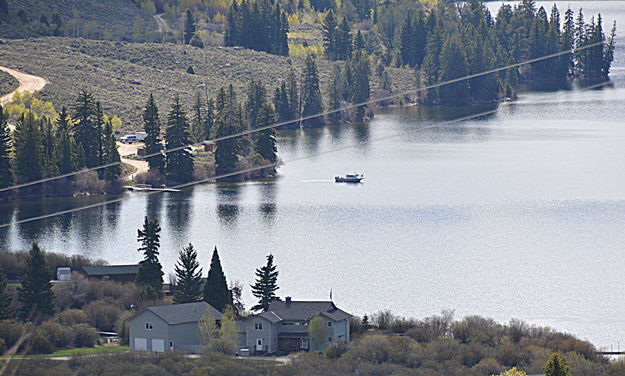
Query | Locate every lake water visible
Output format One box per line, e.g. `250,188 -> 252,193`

2,0 -> 625,350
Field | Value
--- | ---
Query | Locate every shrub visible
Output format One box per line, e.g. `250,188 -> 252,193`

55,309 -> 89,326
473,357 -> 506,375
72,324 -> 97,347
0,320 -> 27,349
323,340 -> 349,359
39,321 -> 74,349
29,330 -> 55,354
84,299 -> 122,331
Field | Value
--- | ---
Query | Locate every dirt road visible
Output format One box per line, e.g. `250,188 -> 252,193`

117,142 -> 149,180
153,13 -> 170,33
0,66 -> 48,105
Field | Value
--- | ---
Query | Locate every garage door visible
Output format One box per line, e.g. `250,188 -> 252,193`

152,339 -> 165,352
134,338 -> 147,351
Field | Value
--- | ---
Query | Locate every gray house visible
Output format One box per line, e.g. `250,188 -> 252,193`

128,301 -> 222,352
244,297 -> 351,354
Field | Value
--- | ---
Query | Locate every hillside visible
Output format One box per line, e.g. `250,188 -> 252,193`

0,0 -> 154,40
0,37 -> 415,129
0,69 -> 17,97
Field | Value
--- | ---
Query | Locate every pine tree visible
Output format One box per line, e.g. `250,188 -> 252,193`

173,243 -> 203,304
204,98 -> 215,140
350,53 -> 371,121
246,80 -> 267,129
254,104 -> 277,164
18,242 -> 55,319
250,254 -> 279,312
184,9 -> 196,44
72,90 -> 100,168
328,66 -> 343,124
438,34 -> 470,106
301,54 -> 324,127
14,112 -> 44,186
192,92 -> 205,142
143,94 -> 164,175
203,247 -> 230,312
543,353 -> 571,376
55,107 -> 78,176
102,120 -> 121,182
0,106 -> 13,191
322,10 -> 338,60
136,216 -> 164,294
214,90 -> 241,180
0,267 -> 12,319
165,95 -> 194,184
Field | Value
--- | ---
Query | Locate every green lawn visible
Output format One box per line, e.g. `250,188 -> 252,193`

45,345 -> 129,357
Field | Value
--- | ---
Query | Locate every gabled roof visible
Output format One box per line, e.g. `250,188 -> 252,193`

83,264 -> 139,276
129,301 -> 222,325
258,300 -> 351,323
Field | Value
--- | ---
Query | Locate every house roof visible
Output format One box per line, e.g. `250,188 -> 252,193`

83,264 -> 139,276
258,300 -> 351,323
130,301 -> 222,325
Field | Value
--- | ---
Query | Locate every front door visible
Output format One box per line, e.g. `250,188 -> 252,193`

169,340 -> 174,351
301,338 -> 309,350
256,339 -> 263,351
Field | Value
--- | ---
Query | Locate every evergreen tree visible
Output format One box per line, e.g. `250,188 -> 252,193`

225,0 -> 289,55
102,120 -> 121,182
136,216 -> 164,294
254,104 -> 278,164
18,243 -> 55,319
184,9 -> 196,44
165,95 -> 194,184
0,106 -> 13,191
328,66 -> 343,124
204,98 -> 215,140
336,17 -> 352,60
438,34 -> 470,106
214,89 -> 241,180
14,112 -> 44,185
72,90 -> 100,168
143,94 -> 164,175
173,243 -> 203,304
0,267 -> 12,319
246,80 -> 267,129
322,10 -> 339,60
543,353 -> 571,376
301,54 -> 324,127
55,107 -> 78,176
203,247 -> 230,312
350,53 -> 371,121
250,254 -> 279,312
192,92 -> 205,142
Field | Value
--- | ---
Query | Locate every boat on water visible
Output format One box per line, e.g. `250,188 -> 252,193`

335,173 -> 364,183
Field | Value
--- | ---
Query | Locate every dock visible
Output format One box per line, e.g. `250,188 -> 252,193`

123,184 -> 180,193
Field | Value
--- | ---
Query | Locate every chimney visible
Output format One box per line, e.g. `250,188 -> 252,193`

285,296 -> 292,308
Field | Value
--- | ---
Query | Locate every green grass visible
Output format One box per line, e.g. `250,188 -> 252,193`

45,345 -> 129,357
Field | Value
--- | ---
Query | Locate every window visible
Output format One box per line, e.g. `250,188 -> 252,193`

145,322 -> 153,330
255,322 -> 263,330
328,322 -> 333,327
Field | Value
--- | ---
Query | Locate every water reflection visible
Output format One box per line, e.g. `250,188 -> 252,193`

105,200 -> 121,229
327,124 -> 345,145
166,190 -> 194,238
146,193 -> 164,222
0,201 -> 14,248
216,184 -> 241,226
301,128 -> 324,156
353,123 -> 370,145
257,183 -> 277,225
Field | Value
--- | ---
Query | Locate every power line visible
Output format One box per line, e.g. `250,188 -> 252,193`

0,41 -> 607,193
0,79 -> 611,230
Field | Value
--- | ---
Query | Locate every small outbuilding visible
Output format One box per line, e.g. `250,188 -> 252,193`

82,264 -> 140,283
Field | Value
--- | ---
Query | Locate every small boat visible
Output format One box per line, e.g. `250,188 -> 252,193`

335,173 -> 364,183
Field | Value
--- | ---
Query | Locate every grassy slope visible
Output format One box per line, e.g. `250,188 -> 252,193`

0,0 -> 153,39
0,69 -> 18,97
0,37 -> 415,130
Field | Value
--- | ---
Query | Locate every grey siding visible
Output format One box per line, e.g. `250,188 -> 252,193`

129,311 -> 169,352
168,322 -> 201,353
245,316 -> 276,353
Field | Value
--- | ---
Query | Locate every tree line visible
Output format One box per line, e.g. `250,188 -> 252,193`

135,215 -> 280,314
225,0 -> 289,56
0,92 -> 121,199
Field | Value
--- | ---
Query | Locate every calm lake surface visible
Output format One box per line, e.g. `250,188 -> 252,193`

2,0 -> 625,349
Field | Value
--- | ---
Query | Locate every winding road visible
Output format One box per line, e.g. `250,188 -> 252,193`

0,66 -> 48,105
117,142 -> 149,181
153,13 -> 170,33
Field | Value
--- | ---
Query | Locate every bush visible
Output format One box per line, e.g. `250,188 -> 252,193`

72,324 -> 97,347
39,321 -> 74,349
0,320 -> 27,349
29,330 -> 55,354
55,309 -> 89,326
323,340 -> 349,359
83,299 -> 122,332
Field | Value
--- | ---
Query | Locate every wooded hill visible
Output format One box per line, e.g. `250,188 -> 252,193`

0,37 -> 415,129
0,70 -> 17,96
